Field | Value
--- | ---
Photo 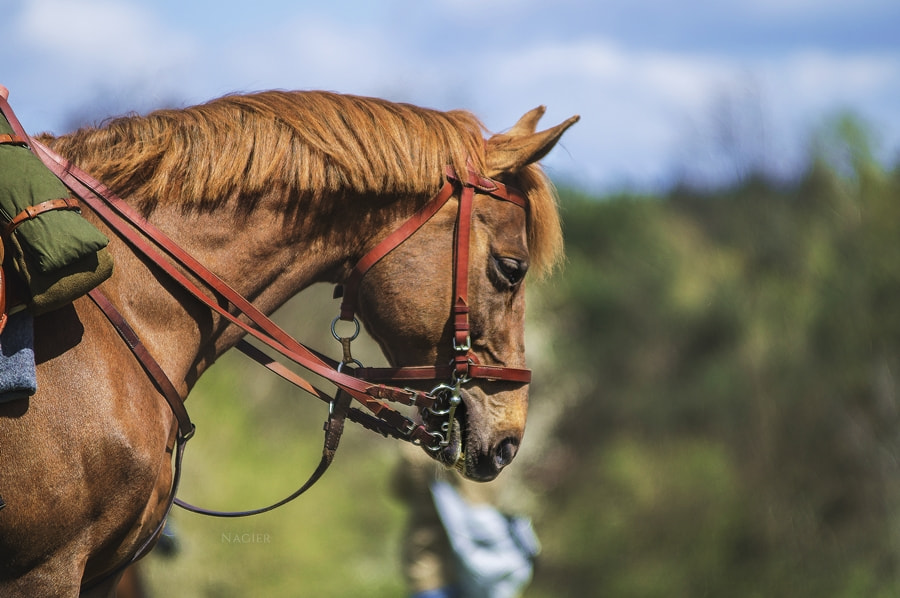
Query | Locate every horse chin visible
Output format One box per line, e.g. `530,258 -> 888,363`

425,393 -> 505,482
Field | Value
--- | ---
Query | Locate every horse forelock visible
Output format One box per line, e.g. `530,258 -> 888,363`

42,89 -> 562,274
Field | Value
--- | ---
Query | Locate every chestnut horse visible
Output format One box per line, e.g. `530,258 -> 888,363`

0,89 -> 577,596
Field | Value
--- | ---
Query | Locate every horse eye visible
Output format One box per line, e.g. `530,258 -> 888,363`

493,256 -> 527,286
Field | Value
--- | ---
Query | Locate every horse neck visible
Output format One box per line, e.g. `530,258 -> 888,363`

99,189 -> 375,390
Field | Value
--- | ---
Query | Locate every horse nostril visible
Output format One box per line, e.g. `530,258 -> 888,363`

493,438 -> 519,470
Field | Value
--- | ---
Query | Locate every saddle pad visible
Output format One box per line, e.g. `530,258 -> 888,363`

0,310 -> 35,401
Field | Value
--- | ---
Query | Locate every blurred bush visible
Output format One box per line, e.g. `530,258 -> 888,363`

527,116 -> 900,597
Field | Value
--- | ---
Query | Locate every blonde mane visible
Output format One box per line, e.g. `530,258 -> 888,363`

44,90 -> 562,275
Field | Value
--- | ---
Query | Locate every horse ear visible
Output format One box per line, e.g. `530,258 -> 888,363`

485,112 -> 580,177
507,106 -> 547,137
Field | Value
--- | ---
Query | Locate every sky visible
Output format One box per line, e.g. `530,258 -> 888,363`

5,0 -> 900,192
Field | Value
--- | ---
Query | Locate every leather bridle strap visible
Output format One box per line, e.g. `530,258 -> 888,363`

174,387 -> 353,518
87,288 -> 195,439
336,178 -> 456,321
451,179 -> 474,379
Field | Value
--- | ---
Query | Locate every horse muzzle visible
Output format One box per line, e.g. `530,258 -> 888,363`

423,386 -> 523,482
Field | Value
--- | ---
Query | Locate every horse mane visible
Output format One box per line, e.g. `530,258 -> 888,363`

43,90 -> 563,275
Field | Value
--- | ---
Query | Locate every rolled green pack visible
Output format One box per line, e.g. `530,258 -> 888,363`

0,114 -> 113,313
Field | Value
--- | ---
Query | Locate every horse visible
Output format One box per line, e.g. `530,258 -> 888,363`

0,88 -> 577,596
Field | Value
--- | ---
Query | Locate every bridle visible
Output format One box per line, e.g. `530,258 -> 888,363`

333,164 -> 533,450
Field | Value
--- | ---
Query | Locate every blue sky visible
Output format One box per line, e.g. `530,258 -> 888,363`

6,0 -> 900,191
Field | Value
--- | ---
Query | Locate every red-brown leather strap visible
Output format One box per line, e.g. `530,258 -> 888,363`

88,288 -> 195,439
0,97 -> 30,141
338,167 -> 526,323
173,387 -> 352,518
354,363 -> 532,384
446,167 -> 528,208
337,179 -> 456,321
452,183 -> 474,378
337,166 -> 533,386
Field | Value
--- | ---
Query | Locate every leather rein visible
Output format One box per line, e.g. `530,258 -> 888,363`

3,97 -> 533,521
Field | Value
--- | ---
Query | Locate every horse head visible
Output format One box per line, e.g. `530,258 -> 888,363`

354,108 -> 579,481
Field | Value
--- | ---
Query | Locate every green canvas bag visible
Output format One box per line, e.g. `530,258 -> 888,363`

0,113 -> 113,314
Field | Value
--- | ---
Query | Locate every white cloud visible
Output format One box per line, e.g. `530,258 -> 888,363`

463,39 -> 743,187
774,51 -> 899,106
16,0 -> 196,79
460,35 -> 900,189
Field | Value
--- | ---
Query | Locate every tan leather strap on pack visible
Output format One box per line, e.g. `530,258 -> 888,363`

0,133 -> 28,146
5,197 -> 81,236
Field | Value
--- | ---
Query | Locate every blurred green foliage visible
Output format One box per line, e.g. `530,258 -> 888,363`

141,116 -> 900,596
528,118 -> 900,597
141,285 -> 410,597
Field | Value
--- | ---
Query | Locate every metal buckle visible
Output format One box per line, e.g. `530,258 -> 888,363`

452,335 -> 471,353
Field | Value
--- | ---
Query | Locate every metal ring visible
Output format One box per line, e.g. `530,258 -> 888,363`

336,359 -> 363,373
331,316 -> 360,342
424,431 -> 447,452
